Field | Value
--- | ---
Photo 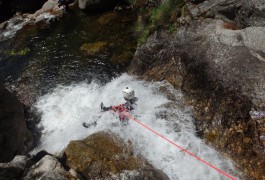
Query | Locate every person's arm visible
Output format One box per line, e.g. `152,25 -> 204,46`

100,103 -> 112,112
123,101 -> 134,111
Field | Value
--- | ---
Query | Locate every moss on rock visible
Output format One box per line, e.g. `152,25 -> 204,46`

80,41 -> 109,56
64,131 -> 168,179
110,51 -> 134,64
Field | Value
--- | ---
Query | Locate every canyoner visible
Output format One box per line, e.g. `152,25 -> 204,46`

82,86 -> 138,128
34,74 -> 239,179
82,82 -> 236,179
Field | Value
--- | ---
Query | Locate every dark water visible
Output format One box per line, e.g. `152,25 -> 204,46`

0,9 -> 136,95
0,9 -> 136,150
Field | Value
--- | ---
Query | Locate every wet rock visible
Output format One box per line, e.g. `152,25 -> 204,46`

0,13 -> 55,42
34,0 -> 76,16
33,0 -> 61,16
64,131 -> 169,179
110,169 -> 170,180
0,155 -> 29,179
186,0 -> 265,28
0,83 -> 32,163
97,11 -> 117,25
128,18 -> 265,179
0,0 -> 76,41
81,41 -> 109,56
0,21 -> 8,32
23,155 -> 80,180
176,20 -> 265,107
110,51 -> 134,64
130,19 -> 265,108
78,0 -> 122,11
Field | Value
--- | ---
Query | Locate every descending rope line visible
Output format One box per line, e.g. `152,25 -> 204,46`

117,110 -> 236,180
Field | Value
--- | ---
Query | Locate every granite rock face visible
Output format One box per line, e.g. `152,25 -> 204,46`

0,84 -> 31,163
186,0 -> 265,28
128,17 -> 265,179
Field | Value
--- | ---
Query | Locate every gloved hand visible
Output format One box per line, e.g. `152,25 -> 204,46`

100,102 -> 104,111
100,102 -> 112,112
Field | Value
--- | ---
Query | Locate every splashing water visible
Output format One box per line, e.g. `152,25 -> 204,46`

34,74 -> 239,180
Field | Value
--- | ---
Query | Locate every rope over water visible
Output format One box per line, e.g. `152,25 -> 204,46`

116,109 -> 236,180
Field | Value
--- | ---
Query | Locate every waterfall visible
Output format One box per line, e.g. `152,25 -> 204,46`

33,74 -> 239,180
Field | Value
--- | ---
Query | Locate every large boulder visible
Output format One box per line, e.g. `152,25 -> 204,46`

173,19 -> 265,107
0,155 -> 29,179
23,155 -> 80,179
0,84 -> 31,162
128,18 -> 265,179
64,131 -> 169,179
0,152 -> 81,179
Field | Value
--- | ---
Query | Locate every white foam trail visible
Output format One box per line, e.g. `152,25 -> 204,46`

0,13 -> 55,40
2,17 -> 31,38
33,74 -> 239,179
34,13 -> 55,23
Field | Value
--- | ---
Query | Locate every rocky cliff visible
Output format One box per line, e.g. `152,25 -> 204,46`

128,0 -> 265,179
0,83 -> 32,163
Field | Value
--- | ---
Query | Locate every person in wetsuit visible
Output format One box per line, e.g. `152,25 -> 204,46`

82,87 -> 137,128
101,87 -> 138,122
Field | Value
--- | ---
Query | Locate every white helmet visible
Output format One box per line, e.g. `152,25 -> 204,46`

122,87 -> 135,100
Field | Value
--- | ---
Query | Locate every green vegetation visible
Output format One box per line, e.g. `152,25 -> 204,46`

133,0 -> 185,46
150,0 -> 183,26
168,23 -> 176,33
0,48 -> 30,56
137,29 -> 150,46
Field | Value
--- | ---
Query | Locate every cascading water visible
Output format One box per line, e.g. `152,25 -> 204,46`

0,7 -> 241,179
34,74 -> 240,180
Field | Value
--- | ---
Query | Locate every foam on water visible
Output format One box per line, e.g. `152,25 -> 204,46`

0,13 -> 55,41
34,74 -> 239,180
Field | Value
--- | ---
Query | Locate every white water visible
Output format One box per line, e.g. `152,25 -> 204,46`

34,74 -> 239,180
0,13 -> 55,41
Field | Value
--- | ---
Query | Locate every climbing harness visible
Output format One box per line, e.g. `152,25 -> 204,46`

112,104 -> 129,122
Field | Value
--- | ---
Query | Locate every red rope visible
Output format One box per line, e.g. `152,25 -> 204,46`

117,110 -> 236,180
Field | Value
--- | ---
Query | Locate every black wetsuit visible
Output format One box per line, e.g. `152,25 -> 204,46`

101,97 -> 138,112
101,97 -> 138,122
